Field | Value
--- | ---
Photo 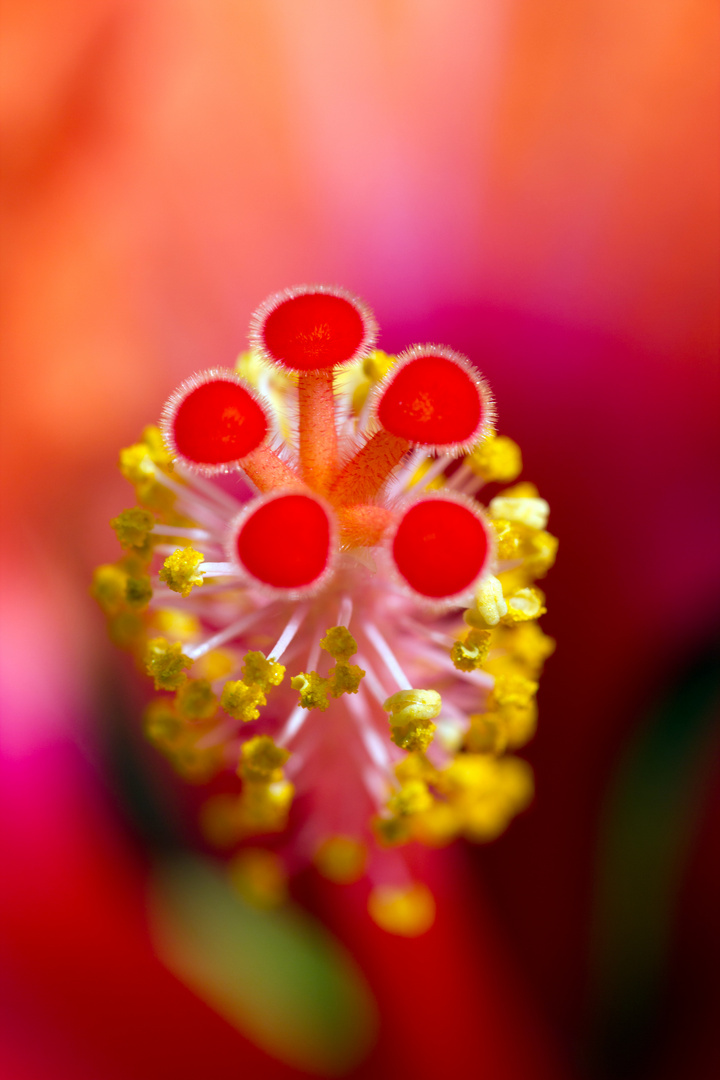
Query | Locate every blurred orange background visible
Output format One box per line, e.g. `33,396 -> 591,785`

1,2 -> 718,1079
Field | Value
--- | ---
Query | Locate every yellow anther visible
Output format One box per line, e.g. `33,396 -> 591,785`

503,586 -> 547,624
464,575 -> 507,628
500,622 -> 556,673
456,755 -> 534,842
229,849 -> 288,909
496,567 -> 529,598
467,434 -> 522,483
372,815 -> 411,847
151,608 -> 201,641
523,530 -> 558,579
241,650 -> 285,691
410,801 -> 460,847
145,637 -> 192,691
466,712 -> 508,755
92,564 -> 128,615
440,753 -> 499,796
367,882 -> 435,936
221,680 -> 266,722
291,671 -> 331,711
394,753 -> 439,786
175,678 -> 218,721
108,611 -> 145,651
238,779 -> 295,834
119,428 -> 176,511
504,699 -> 538,749
383,689 -> 442,726
159,546 -> 205,598
435,718 -> 466,753
119,443 -> 156,487
347,351 -> 395,415
314,836 -> 367,884
142,424 -> 175,470
497,756 -> 535,810
143,697 -> 183,750
490,518 -> 527,560
111,507 -> 155,551
320,625 -> 358,661
388,779 -> 433,817
489,494 -> 549,531
328,660 -> 365,697
239,735 -> 290,783
489,673 -> 539,711
450,628 -> 493,671
126,575 -> 152,609
390,719 -> 437,753
362,349 -> 395,382
169,742 -> 224,784
461,801 -> 513,843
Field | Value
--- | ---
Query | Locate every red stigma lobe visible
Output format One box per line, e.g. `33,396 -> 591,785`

378,350 -> 484,449
259,290 -> 368,371
392,497 -> 490,599
235,493 -> 332,589
171,376 -> 268,465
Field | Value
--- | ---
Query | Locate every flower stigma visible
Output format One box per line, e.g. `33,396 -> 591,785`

95,285 -> 557,935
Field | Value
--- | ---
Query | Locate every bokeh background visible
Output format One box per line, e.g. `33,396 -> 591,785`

1,2 -> 718,1078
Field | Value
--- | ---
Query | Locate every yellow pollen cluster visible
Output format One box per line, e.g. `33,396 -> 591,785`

119,425 -> 177,513
221,680 -> 266,722
145,637 -> 193,691
292,626 -> 366,711
239,735 -> 290,783
159,546 -> 205,598
143,697 -> 224,784
175,678 -> 218,721
450,628 -> 493,671
111,507 -> 155,553
466,434 -> 522,483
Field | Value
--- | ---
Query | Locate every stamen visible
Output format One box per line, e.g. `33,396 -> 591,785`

147,470 -> 226,529
337,595 -> 353,628
173,463 -> 243,512
355,654 -> 391,706
198,561 -> 236,576
268,602 -> 310,662
345,692 -> 393,774
388,447 -> 425,497
151,525 -> 214,541
446,459 -> 475,491
185,608 -> 268,660
362,622 -> 412,691
277,705 -> 308,745
412,453 -> 453,491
